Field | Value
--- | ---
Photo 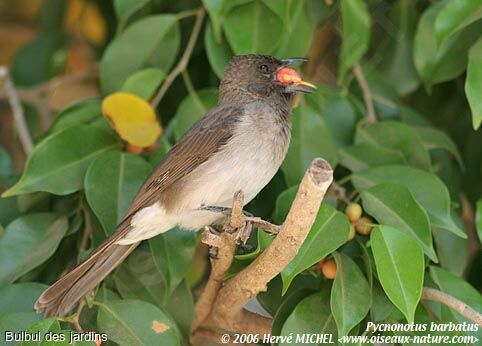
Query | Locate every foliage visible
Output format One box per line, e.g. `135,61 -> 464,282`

0,0 -> 481,345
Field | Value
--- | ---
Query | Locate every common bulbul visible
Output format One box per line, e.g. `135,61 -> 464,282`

35,54 -> 316,317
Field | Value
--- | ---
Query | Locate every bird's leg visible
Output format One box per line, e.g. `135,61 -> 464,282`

205,226 -> 220,259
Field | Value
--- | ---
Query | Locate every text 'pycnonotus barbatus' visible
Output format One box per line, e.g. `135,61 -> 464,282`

35,54 -> 316,317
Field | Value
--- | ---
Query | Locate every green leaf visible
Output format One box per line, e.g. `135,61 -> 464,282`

97,299 -> 180,346
202,0 -> 250,42
361,184 -> 437,262
476,199 -> 482,244
371,281 -> 396,322
0,312 -> 41,343
279,291 -> 338,346
100,15 -> 180,93
223,1 -> 283,54
375,0 -> 420,95
430,266 -> 482,323
121,68 -> 166,100
49,99 -> 102,133
352,165 -> 465,238
0,213 -> 68,286
21,318 -> 61,346
413,1 -> 482,89
414,126 -> 464,168
435,0 -> 482,46
274,0 -> 315,58
281,103 -> 338,186
432,227 -> 468,276
0,283 -> 47,314
173,88 -> 218,140
149,228 -> 197,300
331,253 -> 371,336
355,121 -> 431,171
281,204 -> 350,293
3,125 -> 121,197
339,143 -> 407,172
0,147 -> 15,188
465,37 -> 482,130
338,0 -> 371,83
204,22 -> 233,79
114,0 -> 151,32
272,288 -> 314,338
85,152 -> 152,235
272,185 -> 298,224
371,226 -> 424,323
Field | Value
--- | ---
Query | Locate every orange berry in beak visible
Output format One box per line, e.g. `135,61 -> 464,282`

277,67 -> 302,85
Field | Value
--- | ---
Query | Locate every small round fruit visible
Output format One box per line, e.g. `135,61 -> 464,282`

355,216 -> 373,235
126,143 -> 143,154
345,203 -> 362,223
321,259 -> 337,279
348,224 -> 356,240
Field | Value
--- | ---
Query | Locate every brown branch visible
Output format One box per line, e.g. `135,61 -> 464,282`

192,158 -> 333,343
0,66 -> 34,154
422,287 -> 482,326
151,8 -> 205,108
353,63 -> 376,123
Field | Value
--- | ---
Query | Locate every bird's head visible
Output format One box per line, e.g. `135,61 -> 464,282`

220,55 -> 316,102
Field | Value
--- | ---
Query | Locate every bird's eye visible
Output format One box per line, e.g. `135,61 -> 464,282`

258,64 -> 269,74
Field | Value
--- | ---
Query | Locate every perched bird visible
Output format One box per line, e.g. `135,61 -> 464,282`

35,54 -> 316,317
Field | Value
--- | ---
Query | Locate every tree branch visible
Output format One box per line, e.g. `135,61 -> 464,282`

353,63 -> 376,123
422,287 -> 482,326
192,158 -> 333,342
0,66 -> 34,154
151,7 -> 205,108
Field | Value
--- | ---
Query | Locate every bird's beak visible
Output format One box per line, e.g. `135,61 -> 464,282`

278,57 -> 316,93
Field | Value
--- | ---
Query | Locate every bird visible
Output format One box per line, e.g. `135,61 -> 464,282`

35,54 -> 316,317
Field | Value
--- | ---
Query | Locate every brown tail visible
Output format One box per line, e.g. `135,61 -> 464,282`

35,220 -> 139,317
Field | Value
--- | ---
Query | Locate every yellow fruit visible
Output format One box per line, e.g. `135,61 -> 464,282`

355,216 -> 373,235
345,203 -> 362,223
320,259 -> 337,279
348,224 -> 356,240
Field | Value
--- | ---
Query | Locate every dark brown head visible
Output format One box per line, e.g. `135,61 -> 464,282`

219,55 -> 316,103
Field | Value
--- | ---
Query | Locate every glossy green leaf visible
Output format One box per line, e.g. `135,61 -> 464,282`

173,88 -> 218,140
272,288 -> 314,338
121,68 -> 166,100
149,228 -> 197,300
0,213 -> 68,286
202,0 -> 250,42
339,143 -> 407,172
476,199 -> 482,244
430,266 -> 482,323
331,253 -> 371,336
114,0 -> 151,32
375,0 -> 420,95
0,283 -> 47,314
204,22 -> 233,79
371,226 -> 424,323
100,15 -> 180,93
274,0 -> 315,58
352,165 -> 465,238
361,184 -> 437,262
281,103 -> 338,186
0,147 -> 15,188
355,121 -> 431,170
279,291 -> 337,346
49,99 -> 102,133
85,152 -> 151,235
281,204 -> 350,293
435,0 -> 482,46
414,126 -> 463,168
432,227 -> 468,276
414,1 -> 482,89
465,37 -> 482,130
21,318 -> 61,346
338,0 -> 371,83
272,185 -> 298,224
97,299 -> 180,346
371,281 -> 396,322
0,312 -> 41,343
223,1 -> 283,55
2,125 -> 121,197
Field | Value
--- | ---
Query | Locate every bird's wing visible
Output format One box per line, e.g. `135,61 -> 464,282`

124,104 -> 242,219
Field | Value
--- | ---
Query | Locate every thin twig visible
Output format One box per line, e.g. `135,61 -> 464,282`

353,63 -> 376,123
151,7 -> 205,108
0,66 -> 34,154
422,287 -> 482,326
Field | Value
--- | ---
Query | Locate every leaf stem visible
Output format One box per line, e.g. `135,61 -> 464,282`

353,63 -> 376,123
182,70 -> 206,113
151,7 -> 205,108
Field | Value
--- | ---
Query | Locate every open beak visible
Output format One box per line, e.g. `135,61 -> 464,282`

279,57 -> 317,93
